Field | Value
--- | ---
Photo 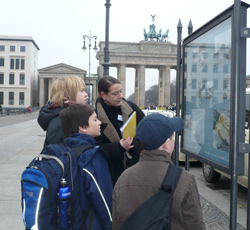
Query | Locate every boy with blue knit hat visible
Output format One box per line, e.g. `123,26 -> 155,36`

112,114 -> 205,230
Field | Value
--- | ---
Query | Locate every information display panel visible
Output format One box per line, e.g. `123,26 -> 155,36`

181,7 -> 241,173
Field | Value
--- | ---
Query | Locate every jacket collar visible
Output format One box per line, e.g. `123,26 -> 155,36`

139,149 -> 173,164
96,98 -> 133,143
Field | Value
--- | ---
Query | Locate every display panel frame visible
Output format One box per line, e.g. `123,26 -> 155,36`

181,4 -> 246,175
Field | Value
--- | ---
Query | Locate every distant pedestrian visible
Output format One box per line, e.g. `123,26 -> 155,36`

27,106 -> 31,113
37,75 -> 88,147
112,113 -> 205,230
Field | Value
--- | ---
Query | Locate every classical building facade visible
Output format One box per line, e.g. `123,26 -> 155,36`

96,40 -> 177,107
0,36 -> 39,108
38,63 -> 99,107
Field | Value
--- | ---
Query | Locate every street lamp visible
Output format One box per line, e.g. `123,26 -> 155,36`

103,0 -> 111,75
82,30 -> 98,105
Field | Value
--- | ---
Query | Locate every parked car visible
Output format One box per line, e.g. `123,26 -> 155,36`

142,109 -> 198,162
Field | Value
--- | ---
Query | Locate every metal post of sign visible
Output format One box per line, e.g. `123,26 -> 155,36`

185,20 -> 193,171
230,0 -> 241,229
175,19 -> 182,167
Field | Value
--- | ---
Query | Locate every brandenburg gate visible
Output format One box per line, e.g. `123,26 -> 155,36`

96,40 -> 177,107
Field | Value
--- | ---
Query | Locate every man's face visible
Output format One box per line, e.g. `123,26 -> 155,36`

101,83 -> 123,106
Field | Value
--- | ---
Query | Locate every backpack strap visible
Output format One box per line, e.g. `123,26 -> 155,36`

160,164 -> 183,195
120,164 -> 183,230
71,145 -> 94,159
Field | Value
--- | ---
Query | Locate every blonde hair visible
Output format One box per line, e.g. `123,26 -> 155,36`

50,76 -> 85,107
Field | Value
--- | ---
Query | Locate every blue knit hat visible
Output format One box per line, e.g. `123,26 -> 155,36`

136,113 -> 184,150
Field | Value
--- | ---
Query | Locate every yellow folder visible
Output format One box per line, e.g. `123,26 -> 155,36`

120,111 -> 137,139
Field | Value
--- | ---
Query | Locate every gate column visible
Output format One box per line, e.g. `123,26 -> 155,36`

118,64 -> 126,98
164,66 -> 171,106
135,65 -> 145,107
158,66 -> 171,107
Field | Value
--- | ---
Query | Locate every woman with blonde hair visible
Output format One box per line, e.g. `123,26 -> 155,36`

38,75 -> 88,146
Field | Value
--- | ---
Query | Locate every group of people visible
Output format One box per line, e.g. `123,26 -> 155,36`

37,75 -> 205,230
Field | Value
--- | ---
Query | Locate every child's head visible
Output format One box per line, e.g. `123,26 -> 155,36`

50,75 -> 87,106
60,103 -> 101,138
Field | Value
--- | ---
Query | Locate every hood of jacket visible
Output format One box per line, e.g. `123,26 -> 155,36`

37,104 -> 64,131
64,133 -> 108,166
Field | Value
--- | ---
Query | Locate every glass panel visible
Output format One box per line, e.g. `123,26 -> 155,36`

183,17 -> 231,168
0,74 -> 4,84
20,74 -> 25,85
21,59 -> 25,69
16,59 -> 19,69
9,92 -> 14,105
0,58 -> 4,66
19,92 -> 24,105
9,74 -> 14,84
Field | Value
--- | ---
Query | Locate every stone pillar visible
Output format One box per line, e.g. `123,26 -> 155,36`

48,78 -> 56,102
98,64 -> 104,78
39,78 -> 45,107
158,67 -> 163,107
118,64 -> 126,98
164,66 -> 171,106
158,66 -> 170,107
135,65 -> 145,107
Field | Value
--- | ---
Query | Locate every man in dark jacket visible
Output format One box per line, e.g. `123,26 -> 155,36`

112,114 -> 205,230
95,76 -> 145,186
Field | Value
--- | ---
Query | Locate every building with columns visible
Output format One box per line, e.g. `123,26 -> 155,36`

96,40 -> 177,107
38,63 -> 91,107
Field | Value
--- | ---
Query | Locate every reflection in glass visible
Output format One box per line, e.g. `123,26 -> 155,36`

183,17 -> 231,167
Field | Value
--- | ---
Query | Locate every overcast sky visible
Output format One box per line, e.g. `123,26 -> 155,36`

1,0 -> 250,97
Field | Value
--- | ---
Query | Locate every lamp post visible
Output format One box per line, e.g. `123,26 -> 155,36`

82,31 -> 98,105
103,0 -> 111,75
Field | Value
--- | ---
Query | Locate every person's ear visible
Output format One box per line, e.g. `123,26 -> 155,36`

100,91 -> 106,100
78,125 -> 87,134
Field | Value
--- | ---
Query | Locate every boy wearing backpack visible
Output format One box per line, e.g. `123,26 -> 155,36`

112,114 -> 205,230
60,103 -> 113,230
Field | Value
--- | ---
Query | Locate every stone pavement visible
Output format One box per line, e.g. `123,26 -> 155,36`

0,111 -> 248,229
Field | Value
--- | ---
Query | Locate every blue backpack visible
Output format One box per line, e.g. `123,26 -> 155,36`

21,144 -> 93,230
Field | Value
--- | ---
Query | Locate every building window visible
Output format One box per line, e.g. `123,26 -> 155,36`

10,59 -> 14,69
10,58 -> 25,69
21,59 -> 25,69
213,79 -> 218,90
19,92 -> 24,105
202,65 -> 208,73
9,74 -> 14,84
214,53 -> 219,59
9,92 -> 14,105
20,46 -> 26,52
202,52 -> 208,59
191,79 -> 197,89
16,59 -> 20,69
0,58 -> 4,66
223,64 -> 229,74
0,73 -> 4,84
20,74 -> 25,85
213,64 -> 219,73
10,46 -> 15,52
0,46 -> 5,51
0,92 -> 3,105
192,64 -> 197,72
192,52 -> 197,58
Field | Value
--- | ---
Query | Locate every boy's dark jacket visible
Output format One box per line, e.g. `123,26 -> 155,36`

37,103 -> 65,146
95,98 -> 145,185
64,133 -> 113,230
